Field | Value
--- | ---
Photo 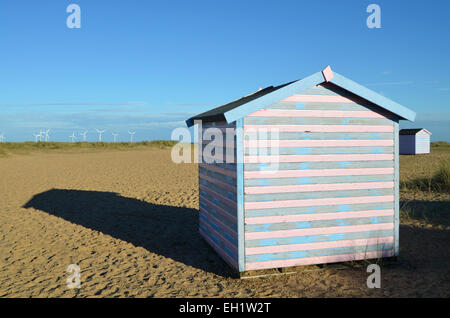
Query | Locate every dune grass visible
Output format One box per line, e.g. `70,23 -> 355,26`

400,151 -> 450,193
0,140 -> 178,157
400,142 -> 450,226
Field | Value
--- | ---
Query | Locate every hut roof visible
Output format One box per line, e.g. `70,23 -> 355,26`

186,66 -> 416,127
400,128 -> 432,135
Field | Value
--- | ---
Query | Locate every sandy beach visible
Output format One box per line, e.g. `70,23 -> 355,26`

0,149 -> 448,297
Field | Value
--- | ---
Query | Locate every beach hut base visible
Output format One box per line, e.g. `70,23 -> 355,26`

237,257 -> 400,280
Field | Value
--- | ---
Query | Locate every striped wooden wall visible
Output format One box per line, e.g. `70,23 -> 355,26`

198,121 -> 239,269
242,83 -> 398,271
415,130 -> 430,154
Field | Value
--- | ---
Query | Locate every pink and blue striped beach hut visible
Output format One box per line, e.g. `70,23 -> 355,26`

186,66 -> 416,273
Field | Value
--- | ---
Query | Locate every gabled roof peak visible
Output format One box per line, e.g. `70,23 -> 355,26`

186,66 -> 416,127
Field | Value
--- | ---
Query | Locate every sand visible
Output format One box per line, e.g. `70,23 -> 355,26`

0,149 -> 449,297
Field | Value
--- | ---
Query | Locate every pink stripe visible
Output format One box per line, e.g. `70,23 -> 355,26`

199,173 -> 237,193
244,167 -> 394,179
200,196 -> 237,223
244,125 -> 394,133
245,195 -> 394,210
281,94 -> 359,104
244,154 -> 394,163
244,139 -> 394,148
247,109 -> 386,118
244,181 -> 394,194
245,209 -> 394,225
244,222 -> 394,240
200,184 -> 237,208
245,236 -> 394,255
200,218 -> 238,254
199,229 -> 238,269
199,163 -> 236,178
245,250 -> 394,270
200,207 -> 237,238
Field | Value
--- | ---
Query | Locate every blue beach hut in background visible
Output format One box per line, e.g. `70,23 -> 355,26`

399,129 -> 432,155
186,66 -> 416,273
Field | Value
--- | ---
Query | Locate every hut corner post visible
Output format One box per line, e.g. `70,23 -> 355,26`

394,119 -> 400,256
236,118 -> 246,273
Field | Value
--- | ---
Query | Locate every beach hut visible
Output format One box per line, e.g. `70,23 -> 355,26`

399,129 -> 431,155
186,66 -> 416,273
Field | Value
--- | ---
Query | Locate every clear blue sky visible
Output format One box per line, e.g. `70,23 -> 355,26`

0,0 -> 449,142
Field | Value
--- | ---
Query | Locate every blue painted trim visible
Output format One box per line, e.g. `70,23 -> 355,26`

223,72 -> 325,124
330,73 -> 416,122
393,120 -> 400,256
236,118 -> 245,272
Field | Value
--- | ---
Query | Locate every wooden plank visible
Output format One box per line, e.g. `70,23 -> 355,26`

244,160 -> 394,171
244,132 -> 394,141
245,125 -> 394,133
245,195 -> 394,210
246,242 -> 394,263
245,153 -> 394,164
246,237 -> 394,255
244,167 -> 394,179
244,146 -> 394,156
200,185 -> 237,209
245,188 -> 394,203
236,118 -> 245,272
244,222 -> 394,240
245,181 -> 394,194
245,249 -> 394,271
245,201 -> 394,218
244,139 -> 394,148
246,209 -> 394,225
244,117 -> 392,126
200,228 -> 238,270
394,120 -> 400,256
245,216 -> 394,233
247,109 -> 388,119
245,229 -> 394,247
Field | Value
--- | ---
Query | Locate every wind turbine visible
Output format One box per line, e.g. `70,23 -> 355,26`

69,132 -> 77,143
39,130 -> 46,142
0,133 -> 4,143
96,129 -> 106,142
112,132 -> 119,143
33,133 -> 41,143
128,130 -> 136,143
44,129 -> 50,142
80,130 -> 88,142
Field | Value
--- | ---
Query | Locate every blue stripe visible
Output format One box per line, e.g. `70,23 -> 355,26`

245,188 -> 393,202
244,132 -> 394,141
244,146 -> 393,155
245,201 -> 394,218
244,117 -> 392,126
244,174 -> 394,187
245,229 -> 394,247
244,160 -> 393,171
246,243 -> 394,262
245,216 -> 394,233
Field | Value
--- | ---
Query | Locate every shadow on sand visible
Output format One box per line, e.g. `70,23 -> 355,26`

23,189 -> 236,277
